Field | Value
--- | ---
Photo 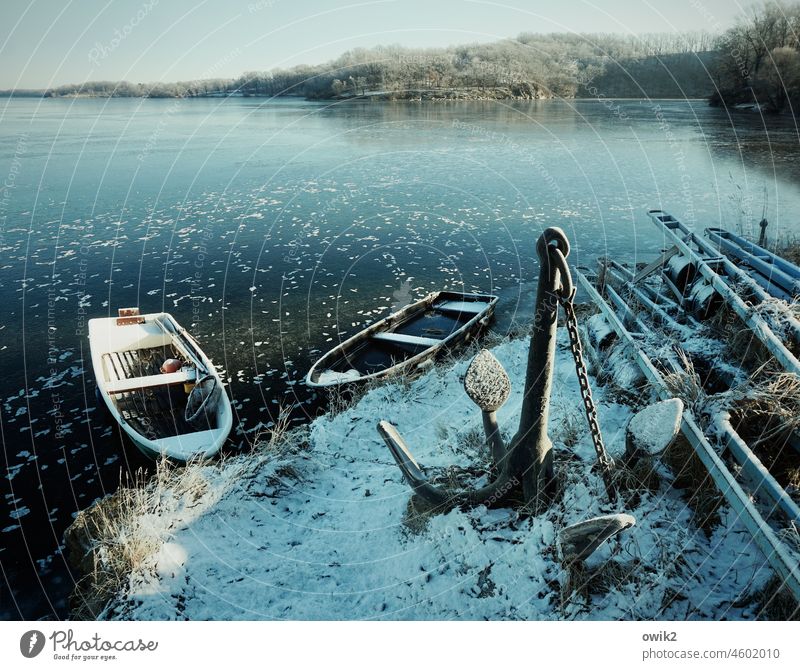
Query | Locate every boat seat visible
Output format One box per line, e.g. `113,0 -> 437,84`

434,300 -> 486,315
106,368 -> 197,394
372,332 -> 441,347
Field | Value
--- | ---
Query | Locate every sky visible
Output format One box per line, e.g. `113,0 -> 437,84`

0,0 -> 748,89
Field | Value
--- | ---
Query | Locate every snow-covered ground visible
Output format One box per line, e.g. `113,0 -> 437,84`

103,332 -> 774,620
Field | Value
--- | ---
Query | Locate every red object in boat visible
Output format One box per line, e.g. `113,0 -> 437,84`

161,358 -> 182,374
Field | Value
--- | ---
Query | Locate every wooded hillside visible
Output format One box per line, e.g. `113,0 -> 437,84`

35,31 -> 716,101
25,2 -> 800,112
711,0 -> 800,112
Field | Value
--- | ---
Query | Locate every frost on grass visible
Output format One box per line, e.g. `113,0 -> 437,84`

88,333 -> 774,620
65,457 -> 236,620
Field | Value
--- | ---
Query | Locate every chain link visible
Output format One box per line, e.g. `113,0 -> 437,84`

555,254 -> 617,502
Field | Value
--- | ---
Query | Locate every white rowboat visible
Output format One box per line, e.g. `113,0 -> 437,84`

89,309 -> 233,461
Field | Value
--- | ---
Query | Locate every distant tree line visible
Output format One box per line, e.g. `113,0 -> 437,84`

7,30 -> 718,102
231,31 -> 717,100
35,78 -> 236,99
710,0 -> 800,112
12,4 -> 800,112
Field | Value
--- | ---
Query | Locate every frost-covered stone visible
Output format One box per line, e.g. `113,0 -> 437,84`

463,349 -> 511,412
626,398 -> 683,458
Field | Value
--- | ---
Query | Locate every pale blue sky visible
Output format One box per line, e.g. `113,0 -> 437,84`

1,0 -> 747,89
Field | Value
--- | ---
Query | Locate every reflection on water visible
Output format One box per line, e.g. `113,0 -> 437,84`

1,96 -> 799,619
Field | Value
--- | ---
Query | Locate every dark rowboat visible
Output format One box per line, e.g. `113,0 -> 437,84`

305,291 -> 498,388
704,226 -> 800,300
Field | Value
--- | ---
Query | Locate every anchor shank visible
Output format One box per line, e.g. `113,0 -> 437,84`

507,231 -> 567,509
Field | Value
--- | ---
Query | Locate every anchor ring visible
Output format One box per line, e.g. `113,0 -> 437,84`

549,245 -> 575,302
536,226 -> 570,260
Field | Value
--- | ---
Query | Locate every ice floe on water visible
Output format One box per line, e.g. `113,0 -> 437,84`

9,506 -> 30,520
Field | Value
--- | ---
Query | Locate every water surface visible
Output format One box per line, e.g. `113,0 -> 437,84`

1,96 -> 799,619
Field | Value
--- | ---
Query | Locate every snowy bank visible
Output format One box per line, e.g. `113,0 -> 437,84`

71,332 -> 775,620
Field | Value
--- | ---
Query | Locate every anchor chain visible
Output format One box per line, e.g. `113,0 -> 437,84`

551,246 -> 617,502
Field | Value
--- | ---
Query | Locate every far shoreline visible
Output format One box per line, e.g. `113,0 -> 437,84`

0,92 -> 712,103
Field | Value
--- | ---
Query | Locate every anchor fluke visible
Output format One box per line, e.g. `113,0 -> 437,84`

558,513 -> 636,564
377,421 -> 452,507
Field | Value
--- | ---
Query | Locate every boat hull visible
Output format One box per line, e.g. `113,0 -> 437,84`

305,291 -> 497,388
705,227 -> 800,300
89,311 -> 233,461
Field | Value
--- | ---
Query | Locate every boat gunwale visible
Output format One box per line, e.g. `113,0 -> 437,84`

704,226 -> 800,298
89,311 -> 233,461
305,290 -> 497,388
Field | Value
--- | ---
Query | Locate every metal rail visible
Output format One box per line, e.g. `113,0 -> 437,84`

604,262 -> 687,334
648,211 -> 800,376
578,270 -> 800,601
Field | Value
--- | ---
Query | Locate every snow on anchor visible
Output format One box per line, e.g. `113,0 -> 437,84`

378,227 -> 682,564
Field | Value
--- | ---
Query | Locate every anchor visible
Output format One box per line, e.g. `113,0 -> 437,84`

378,227 -> 619,513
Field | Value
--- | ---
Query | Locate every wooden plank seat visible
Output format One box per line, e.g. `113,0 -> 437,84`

372,332 -> 441,347
434,300 -> 486,315
106,368 -> 197,395
103,350 -> 163,380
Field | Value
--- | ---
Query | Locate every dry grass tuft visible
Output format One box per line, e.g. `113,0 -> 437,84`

660,350 -> 705,408
500,320 -> 532,341
247,406 -> 310,484
429,463 -> 490,493
324,382 -> 368,417
459,424 -> 489,456
556,407 -> 583,448
752,297 -> 800,346
560,559 -> 641,612
725,365 -> 800,448
721,364 -> 800,495
66,457 -> 210,620
777,523 -> 800,555
661,434 -> 723,531
615,456 -> 662,496
401,495 -> 444,535
710,303 -> 774,370
250,404 -> 294,453
786,467 -> 800,499
751,574 -> 800,621
778,238 -> 800,266
438,336 -> 484,372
